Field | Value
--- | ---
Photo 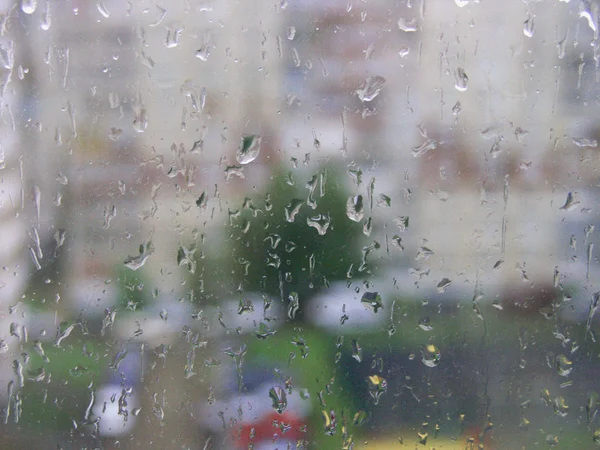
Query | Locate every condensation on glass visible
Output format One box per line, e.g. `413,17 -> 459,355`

0,0 -> 599,449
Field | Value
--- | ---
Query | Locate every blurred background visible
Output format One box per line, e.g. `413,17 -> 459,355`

0,0 -> 600,448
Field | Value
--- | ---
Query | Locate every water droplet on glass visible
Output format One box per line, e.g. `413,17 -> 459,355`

580,3 -> 599,37
269,386 -> 288,414
353,410 -> 368,426
436,278 -> 452,293
41,1 -> 51,30
236,134 -> 262,164
356,76 -> 386,102
554,396 -> 569,416
287,292 -> 299,319
523,15 -> 535,37
21,0 -> 37,14
397,17 -> 418,32
307,214 -> 331,235
351,339 -> 362,362
133,108 -> 147,133
399,46 -> 410,58
573,137 -> 598,148
556,355 -> 572,376
195,45 -> 211,61
367,375 -> 387,405
560,192 -> 580,211
124,241 -> 155,270
322,409 -> 337,435
361,292 -> 383,313
422,344 -> 441,367
346,195 -> 364,222
454,67 -> 469,91
455,0 -> 470,6
419,317 -> 433,331
165,27 -> 182,48
284,199 -> 303,223
286,26 -> 296,40
411,138 -> 437,158
96,2 -> 110,18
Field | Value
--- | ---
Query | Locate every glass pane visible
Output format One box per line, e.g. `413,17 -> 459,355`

0,0 -> 599,449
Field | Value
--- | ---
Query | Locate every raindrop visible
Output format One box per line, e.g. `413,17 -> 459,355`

195,45 -> 211,61
454,67 -> 468,91
560,192 -> 580,211
366,375 -> 387,405
418,317 -> 433,331
519,417 -> 530,430
588,392 -> 599,423
556,355 -> 572,377
361,292 -> 383,313
322,410 -> 337,435
124,241 -> 154,270
236,134 -> 262,164
411,138 -> 437,158
397,17 -> 418,32
287,292 -> 299,319
21,0 -> 37,14
284,199 -> 303,223
554,396 -> 569,416
523,15 -> 535,37
353,410 -> 368,426
436,278 -> 452,293
455,0 -> 470,6
356,76 -> 386,102
399,46 -> 410,58
346,195 -> 365,222
286,26 -> 296,40
307,214 -> 331,235
133,108 -> 147,133
351,339 -> 362,362
96,2 -> 110,18
269,386 -> 288,414
422,344 -> 441,367
573,137 -> 598,148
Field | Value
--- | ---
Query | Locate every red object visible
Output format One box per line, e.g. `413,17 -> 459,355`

463,424 -> 494,449
232,411 -> 307,449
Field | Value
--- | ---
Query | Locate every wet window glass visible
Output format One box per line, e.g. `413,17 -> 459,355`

1,0 -> 600,449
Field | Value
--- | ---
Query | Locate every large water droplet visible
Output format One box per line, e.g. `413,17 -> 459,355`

521,15 -> 534,38
351,339 -> 362,362
124,241 -> 155,270
195,45 -> 211,61
356,76 -> 386,102
422,344 -> 441,367
286,26 -> 296,40
96,2 -> 110,18
307,214 -> 331,235
284,199 -> 303,223
346,195 -> 364,222
411,138 -> 437,158
436,278 -> 452,293
573,137 -> 598,148
454,67 -> 468,91
560,192 -> 580,211
556,355 -> 572,377
361,292 -> 383,313
397,17 -> 418,32
21,0 -> 37,14
236,134 -> 261,164
366,375 -> 387,405
269,386 -> 288,414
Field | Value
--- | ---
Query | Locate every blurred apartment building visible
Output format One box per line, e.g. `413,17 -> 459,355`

0,0 -> 599,358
